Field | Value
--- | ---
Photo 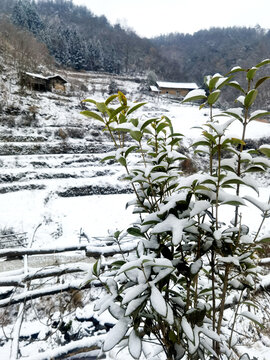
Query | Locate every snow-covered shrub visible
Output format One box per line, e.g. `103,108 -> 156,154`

81,60 -> 270,360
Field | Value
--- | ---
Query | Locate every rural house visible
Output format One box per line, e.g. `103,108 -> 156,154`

21,72 -> 67,92
155,81 -> 198,98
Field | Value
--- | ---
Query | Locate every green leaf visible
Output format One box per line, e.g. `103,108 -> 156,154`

118,156 -> 126,166
140,118 -> 157,131
105,94 -> 118,105
228,66 -> 245,74
255,58 -> 270,68
109,105 -> 127,121
244,165 -> 265,173
221,178 -> 245,186
111,260 -> 126,267
199,102 -> 207,109
208,75 -> 222,91
202,130 -> 217,143
255,76 -> 270,89
227,81 -> 245,94
216,76 -> 232,89
193,140 -> 211,147
182,94 -> 207,103
246,67 -> 257,81
130,130 -> 142,142
125,145 -> 138,157
169,330 -> 178,342
82,98 -> 96,105
127,102 -> 147,116
127,227 -> 144,237
80,110 -> 104,122
222,200 -> 246,206
96,102 -> 107,114
244,89 -> 258,108
101,155 -> 115,162
223,110 -> 243,122
256,237 -> 270,244
156,122 -> 169,134
168,132 -> 184,138
118,91 -> 127,105
92,259 -> 100,277
249,111 -> 270,121
259,145 -> 270,158
207,90 -> 221,105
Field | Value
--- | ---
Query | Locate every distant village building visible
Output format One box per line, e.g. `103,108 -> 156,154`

149,85 -> 160,94
21,72 -> 67,92
153,81 -> 198,98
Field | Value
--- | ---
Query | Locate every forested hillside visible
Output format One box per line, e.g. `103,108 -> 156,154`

1,0 -> 270,95
152,27 -> 270,82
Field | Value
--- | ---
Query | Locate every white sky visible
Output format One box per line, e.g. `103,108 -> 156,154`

73,0 -> 270,38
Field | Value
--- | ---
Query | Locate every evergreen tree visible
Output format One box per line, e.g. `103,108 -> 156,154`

12,0 -> 44,36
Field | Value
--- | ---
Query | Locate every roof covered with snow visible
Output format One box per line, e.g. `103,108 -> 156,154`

156,81 -> 198,90
150,85 -> 160,92
25,72 -> 67,83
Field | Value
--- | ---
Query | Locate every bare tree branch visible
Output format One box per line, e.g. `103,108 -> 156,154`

0,263 -> 89,287
26,334 -> 106,360
0,279 -> 103,308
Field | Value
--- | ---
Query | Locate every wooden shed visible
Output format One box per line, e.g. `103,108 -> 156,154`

155,81 -> 198,98
21,72 -> 67,92
47,75 -> 67,91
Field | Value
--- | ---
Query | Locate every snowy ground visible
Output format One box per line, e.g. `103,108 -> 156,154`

0,68 -> 270,359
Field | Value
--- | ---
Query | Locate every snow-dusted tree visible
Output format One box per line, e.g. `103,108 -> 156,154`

12,0 -> 44,36
81,60 -> 270,359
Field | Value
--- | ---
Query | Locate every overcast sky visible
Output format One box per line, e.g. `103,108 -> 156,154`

72,0 -> 270,38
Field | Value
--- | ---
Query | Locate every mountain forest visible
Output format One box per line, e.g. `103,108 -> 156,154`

1,0 -> 270,87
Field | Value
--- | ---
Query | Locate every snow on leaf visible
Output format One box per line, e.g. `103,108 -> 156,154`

157,192 -> 188,215
241,175 -> 259,194
152,213 -> 188,245
182,89 -> 207,102
122,283 -> 148,305
181,316 -> 194,342
201,326 -> 221,342
240,311 -> 262,326
220,192 -> 246,206
125,295 -> 147,316
190,259 -> 202,275
249,110 -> 270,121
96,294 -> 117,315
103,318 -> 130,352
224,107 -> 243,120
165,303 -> 174,325
150,284 -> 167,317
213,230 -> 222,241
218,256 -> 240,266
200,339 -> 218,357
209,118 -> 234,135
190,200 -> 211,217
118,259 -> 143,274
244,195 -> 270,212
128,330 -> 142,359
109,303 -> 125,320
259,144 -> 270,158
216,76 -> 229,89
236,96 -> 245,106
240,235 -> 253,244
